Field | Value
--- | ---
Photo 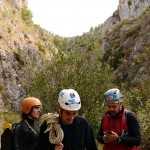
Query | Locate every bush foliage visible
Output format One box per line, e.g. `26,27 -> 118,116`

24,9 -> 150,149
24,45 -> 150,149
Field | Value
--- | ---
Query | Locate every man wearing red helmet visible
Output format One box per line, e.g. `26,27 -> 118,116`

97,88 -> 141,150
12,97 -> 42,150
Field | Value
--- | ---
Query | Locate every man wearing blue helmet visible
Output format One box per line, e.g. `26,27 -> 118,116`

97,88 -> 141,150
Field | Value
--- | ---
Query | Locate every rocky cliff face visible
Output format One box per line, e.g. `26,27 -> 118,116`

101,7 -> 150,83
100,0 -> 150,82
10,0 -> 28,9
102,0 -> 150,34
0,0 -> 57,111
0,0 -> 149,111
119,0 -> 150,20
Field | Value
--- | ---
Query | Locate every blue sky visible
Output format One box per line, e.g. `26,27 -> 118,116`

28,0 -> 119,37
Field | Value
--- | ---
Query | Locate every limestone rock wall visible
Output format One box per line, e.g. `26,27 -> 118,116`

119,0 -> 150,20
10,0 -> 28,9
0,0 -> 56,110
102,0 -> 150,34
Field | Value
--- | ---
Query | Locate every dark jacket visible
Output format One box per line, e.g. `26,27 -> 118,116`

13,118 -> 40,150
37,116 -> 98,150
97,107 -> 141,150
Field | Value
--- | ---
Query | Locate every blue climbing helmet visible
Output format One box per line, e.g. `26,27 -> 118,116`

104,88 -> 123,103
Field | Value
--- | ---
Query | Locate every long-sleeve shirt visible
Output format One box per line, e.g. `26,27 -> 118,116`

15,118 -> 40,150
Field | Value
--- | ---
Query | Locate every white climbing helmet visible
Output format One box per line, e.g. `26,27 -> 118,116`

58,89 -> 81,111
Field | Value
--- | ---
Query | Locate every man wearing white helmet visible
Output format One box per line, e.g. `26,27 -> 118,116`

97,88 -> 141,150
37,89 -> 98,150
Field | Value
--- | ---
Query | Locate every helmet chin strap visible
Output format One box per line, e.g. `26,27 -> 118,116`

59,109 -> 63,117
118,101 -> 122,111
119,106 -> 122,111
27,106 -> 37,120
28,114 -> 36,120
119,104 -> 123,112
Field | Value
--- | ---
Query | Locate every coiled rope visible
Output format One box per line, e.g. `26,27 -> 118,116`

41,113 -> 64,144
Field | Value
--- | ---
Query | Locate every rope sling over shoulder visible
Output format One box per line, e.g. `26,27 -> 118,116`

41,113 -> 64,144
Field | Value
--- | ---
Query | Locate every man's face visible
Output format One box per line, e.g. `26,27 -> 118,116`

61,109 -> 78,125
107,102 -> 122,116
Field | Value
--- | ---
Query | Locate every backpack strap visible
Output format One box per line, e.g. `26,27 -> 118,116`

125,109 -> 129,123
12,123 -> 21,150
122,109 -> 128,131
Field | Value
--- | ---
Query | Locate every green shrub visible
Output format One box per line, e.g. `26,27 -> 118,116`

1,112 -> 20,124
128,0 -> 132,6
0,84 -> 4,91
38,42 -> 45,52
125,78 -> 150,149
25,48 -> 114,135
124,24 -> 141,39
21,6 -> 33,25
14,50 -> 23,62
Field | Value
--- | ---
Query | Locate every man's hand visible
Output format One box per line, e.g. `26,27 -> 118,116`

55,143 -> 64,150
103,131 -> 118,143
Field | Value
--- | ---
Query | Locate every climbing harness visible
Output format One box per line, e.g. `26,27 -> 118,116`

41,113 -> 64,144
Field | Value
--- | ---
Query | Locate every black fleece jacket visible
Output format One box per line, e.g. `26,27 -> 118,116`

36,116 -> 98,150
15,118 -> 40,150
